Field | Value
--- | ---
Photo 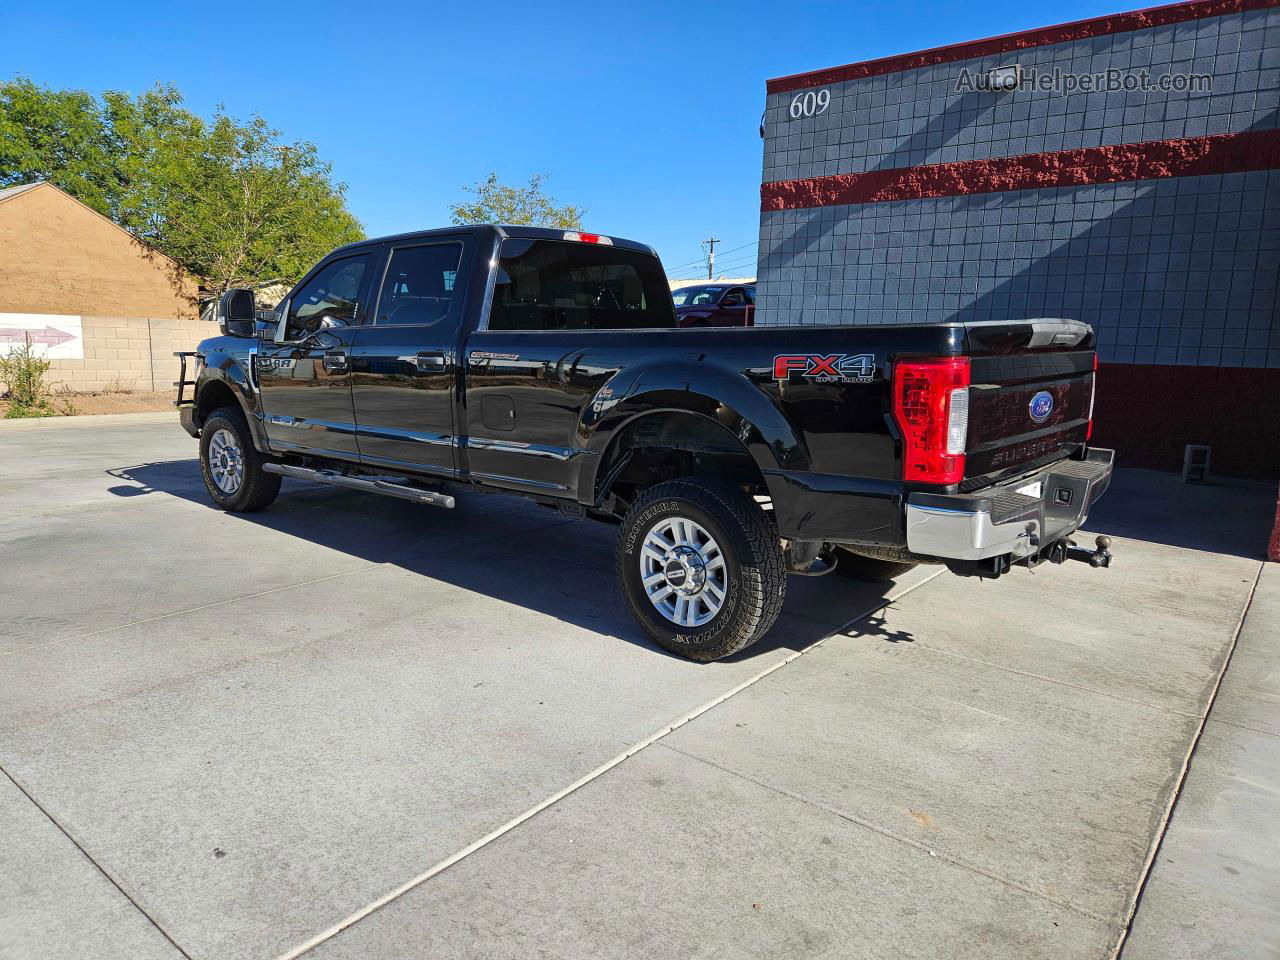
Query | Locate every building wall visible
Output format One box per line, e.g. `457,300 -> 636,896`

762,6 -> 1276,183
1270,483 -> 1280,559
756,0 -> 1280,477
0,183 -> 211,394
0,184 -> 197,319
41,315 -> 213,394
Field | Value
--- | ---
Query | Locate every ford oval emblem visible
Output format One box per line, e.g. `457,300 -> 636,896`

1029,390 -> 1055,424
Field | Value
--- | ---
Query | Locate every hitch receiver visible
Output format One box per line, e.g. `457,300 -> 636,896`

1049,535 -> 1113,569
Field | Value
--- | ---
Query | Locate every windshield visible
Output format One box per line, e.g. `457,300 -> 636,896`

671,285 -> 724,306
487,239 -> 676,331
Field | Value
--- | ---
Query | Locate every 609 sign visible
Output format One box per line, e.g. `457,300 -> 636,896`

788,88 -> 830,119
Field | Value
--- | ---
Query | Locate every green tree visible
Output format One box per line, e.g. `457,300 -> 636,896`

0,79 -> 116,215
0,78 -> 364,293
449,172 -> 583,229
148,112 -> 365,292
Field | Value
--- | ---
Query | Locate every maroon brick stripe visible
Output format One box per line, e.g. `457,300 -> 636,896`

768,0 -> 1280,94
760,129 -> 1280,211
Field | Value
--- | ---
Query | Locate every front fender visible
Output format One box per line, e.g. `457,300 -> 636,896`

193,340 -> 268,451
577,360 -> 812,501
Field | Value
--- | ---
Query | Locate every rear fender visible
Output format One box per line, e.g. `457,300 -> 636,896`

577,361 -> 812,504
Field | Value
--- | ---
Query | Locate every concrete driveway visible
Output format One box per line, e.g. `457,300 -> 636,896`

0,415 -> 1271,960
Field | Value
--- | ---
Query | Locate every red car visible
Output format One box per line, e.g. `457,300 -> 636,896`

671,283 -> 755,327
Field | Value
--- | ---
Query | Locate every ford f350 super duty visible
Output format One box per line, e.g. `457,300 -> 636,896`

176,225 -> 1114,661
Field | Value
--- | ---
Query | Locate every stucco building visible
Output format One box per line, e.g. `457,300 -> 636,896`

0,181 -> 210,393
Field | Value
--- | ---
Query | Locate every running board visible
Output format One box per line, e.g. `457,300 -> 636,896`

263,463 -> 455,508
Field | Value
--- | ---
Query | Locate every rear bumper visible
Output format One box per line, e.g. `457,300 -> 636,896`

905,447 -> 1114,561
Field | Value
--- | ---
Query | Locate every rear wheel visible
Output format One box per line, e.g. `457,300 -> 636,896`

199,405 -> 281,512
616,478 -> 785,661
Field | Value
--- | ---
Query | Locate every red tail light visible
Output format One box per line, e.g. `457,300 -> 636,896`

1087,353 -> 1098,442
892,356 -> 970,484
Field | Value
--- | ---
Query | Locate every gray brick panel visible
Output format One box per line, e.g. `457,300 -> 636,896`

757,9 -> 1280,368
754,172 -> 1280,368
761,7 -> 1280,185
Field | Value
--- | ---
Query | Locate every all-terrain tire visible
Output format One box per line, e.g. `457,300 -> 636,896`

199,405 -> 281,512
833,545 -> 918,581
616,478 -> 785,662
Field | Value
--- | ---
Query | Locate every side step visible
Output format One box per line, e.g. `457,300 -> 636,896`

263,463 -> 455,509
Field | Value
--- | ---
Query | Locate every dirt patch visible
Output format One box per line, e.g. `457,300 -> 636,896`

1,390 -> 174,418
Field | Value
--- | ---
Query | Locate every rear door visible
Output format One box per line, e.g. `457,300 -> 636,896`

349,236 -> 473,477
463,235 -> 674,495
257,251 -> 378,459
962,320 -> 1096,487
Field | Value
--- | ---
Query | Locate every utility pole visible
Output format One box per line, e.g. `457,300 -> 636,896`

703,237 -> 720,280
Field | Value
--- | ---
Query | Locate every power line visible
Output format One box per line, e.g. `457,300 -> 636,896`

707,254 -> 760,274
707,239 -> 758,258
663,239 -> 758,275
713,250 -> 760,267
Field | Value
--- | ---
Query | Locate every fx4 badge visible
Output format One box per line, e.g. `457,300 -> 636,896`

773,354 -> 876,384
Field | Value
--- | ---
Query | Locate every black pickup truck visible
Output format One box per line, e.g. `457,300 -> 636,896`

177,225 -> 1114,661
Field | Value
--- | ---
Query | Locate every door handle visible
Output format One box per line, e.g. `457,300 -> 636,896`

323,350 -> 348,372
415,352 -> 447,373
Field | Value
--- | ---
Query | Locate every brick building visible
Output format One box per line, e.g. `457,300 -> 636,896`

756,0 -> 1279,479
0,181 -> 210,393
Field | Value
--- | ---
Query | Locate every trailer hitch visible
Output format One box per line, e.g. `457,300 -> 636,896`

1048,535 -> 1113,569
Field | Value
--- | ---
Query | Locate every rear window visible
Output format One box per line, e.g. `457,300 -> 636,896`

486,239 -> 675,331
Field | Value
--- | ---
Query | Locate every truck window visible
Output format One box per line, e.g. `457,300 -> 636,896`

287,254 -> 372,335
487,239 -> 675,331
375,243 -> 464,326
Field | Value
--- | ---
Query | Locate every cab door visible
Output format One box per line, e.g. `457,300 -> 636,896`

348,237 -> 472,477
256,250 -> 379,460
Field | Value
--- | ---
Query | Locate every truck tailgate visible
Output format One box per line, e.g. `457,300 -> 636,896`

962,320 -> 1095,489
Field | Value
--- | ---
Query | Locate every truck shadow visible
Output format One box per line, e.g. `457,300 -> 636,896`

1083,468 -> 1275,560
106,460 -> 918,662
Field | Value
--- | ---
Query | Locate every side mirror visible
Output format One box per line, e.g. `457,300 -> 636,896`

218,289 -> 257,338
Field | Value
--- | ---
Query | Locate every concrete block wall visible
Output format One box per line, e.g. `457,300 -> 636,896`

757,171 -> 1280,366
756,0 -> 1280,477
762,5 -> 1279,184
45,315 -> 214,394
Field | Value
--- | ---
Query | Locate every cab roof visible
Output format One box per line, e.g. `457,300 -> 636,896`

332,224 -> 657,257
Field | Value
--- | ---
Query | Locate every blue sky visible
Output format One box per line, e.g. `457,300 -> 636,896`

9,0 -> 1129,279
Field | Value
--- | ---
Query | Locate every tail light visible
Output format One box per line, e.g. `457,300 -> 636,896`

892,356 -> 970,484
1087,353 -> 1098,442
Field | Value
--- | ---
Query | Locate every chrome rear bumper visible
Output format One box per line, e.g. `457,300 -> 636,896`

905,448 -> 1114,561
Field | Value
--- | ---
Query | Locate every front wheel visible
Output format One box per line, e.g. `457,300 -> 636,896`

198,406 -> 281,512
616,478 -> 785,662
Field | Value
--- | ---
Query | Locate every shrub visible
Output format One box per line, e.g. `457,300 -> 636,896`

0,334 -> 67,418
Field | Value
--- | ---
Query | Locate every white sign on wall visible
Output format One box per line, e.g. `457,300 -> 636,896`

0,313 -> 84,359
